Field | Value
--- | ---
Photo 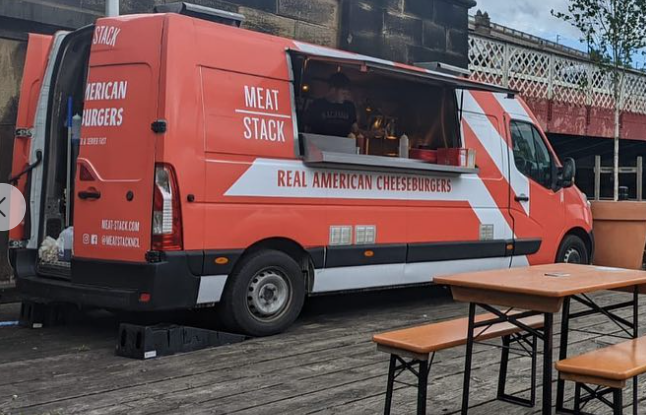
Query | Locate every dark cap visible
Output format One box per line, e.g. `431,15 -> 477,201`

329,72 -> 351,89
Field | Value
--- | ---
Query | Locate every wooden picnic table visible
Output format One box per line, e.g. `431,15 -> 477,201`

435,263 -> 646,415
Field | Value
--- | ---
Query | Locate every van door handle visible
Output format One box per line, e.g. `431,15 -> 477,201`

78,189 -> 101,200
515,194 -> 529,202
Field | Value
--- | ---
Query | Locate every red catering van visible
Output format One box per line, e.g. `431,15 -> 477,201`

9,7 -> 593,336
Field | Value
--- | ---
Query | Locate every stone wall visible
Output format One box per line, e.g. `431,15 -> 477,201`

341,0 -> 475,68
0,38 -> 27,283
0,0 -> 340,45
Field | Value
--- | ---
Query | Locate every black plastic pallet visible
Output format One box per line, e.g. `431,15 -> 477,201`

19,301 -> 67,328
115,323 -> 247,359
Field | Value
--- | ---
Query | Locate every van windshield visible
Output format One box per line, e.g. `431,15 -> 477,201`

292,57 -> 461,158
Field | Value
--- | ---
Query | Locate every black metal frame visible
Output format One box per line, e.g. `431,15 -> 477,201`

461,303 -> 551,415
570,383 -> 624,415
497,332 -> 538,407
383,353 -> 433,415
383,329 -> 538,415
556,287 -> 639,415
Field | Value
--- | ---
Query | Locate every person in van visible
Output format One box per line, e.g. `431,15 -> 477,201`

304,72 -> 359,138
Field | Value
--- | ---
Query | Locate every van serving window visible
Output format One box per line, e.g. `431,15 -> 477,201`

288,44 -> 508,174
288,43 -> 514,94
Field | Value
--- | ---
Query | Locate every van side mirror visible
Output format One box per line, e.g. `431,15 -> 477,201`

560,158 -> 576,188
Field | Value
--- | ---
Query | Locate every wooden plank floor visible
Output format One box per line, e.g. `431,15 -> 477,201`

1,286 -> 645,414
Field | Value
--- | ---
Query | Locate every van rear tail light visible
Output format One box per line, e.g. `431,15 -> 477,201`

152,164 -> 183,251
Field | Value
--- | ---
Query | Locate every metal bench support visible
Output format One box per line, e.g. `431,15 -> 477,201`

497,332 -> 538,407
383,353 -> 433,415
382,329 -> 539,414
571,382 -> 624,415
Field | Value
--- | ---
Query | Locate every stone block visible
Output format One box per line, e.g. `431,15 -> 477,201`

295,21 -> 337,47
371,0 -> 403,11
44,0 -> 84,8
240,6 -> 295,38
119,0 -> 155,14
383,11 -> 422,44
343,2 -> 383,37
408,44 -> 442,65
0,0 -> 97,28
433,0 -> 467,29
278,0 -> 337,27
423,20 -> 445,51
403,0 -> 433,19
234,0 -> 277,13
446,27 -> 467,55
149,0 -> 240,13
80,0 -> 109,12
381,34 -> 409,63
343,31 -> 383,59
442,50 -> 467,67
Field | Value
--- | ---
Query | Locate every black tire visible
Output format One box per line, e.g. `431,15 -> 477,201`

219,249 -> 305,337
556,235 -> 589,264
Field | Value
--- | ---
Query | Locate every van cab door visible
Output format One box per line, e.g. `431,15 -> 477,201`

505,111 -> 566,266
73,17 -> 163,263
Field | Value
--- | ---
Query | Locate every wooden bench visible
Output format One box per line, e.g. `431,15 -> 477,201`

556,337 -> 646,415
373,312 -> 544,414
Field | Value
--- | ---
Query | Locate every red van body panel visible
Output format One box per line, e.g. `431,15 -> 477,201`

9,34 -> 54,242
10,12 -> 593,317
73,15 -> 163,262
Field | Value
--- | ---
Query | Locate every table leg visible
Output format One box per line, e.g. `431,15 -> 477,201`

461,302 -> 477,415
542,312 -> 554,415
633,287 -> 639,415
417,360 -> 429,415
556,297 -> 571,412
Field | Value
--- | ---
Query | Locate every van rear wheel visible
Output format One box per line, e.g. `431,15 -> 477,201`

556,235 -> 589,264
220,249 -> 305,337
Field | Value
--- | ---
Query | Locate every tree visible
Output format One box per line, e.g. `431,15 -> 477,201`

553,0 -> 646,200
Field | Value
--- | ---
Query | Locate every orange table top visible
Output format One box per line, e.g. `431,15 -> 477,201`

434,263 -> 646,298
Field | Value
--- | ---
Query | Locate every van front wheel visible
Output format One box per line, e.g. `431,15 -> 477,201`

220,250 -> 305,337
556,235 -> 589,264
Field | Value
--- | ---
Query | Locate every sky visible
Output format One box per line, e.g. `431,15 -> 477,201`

474,0 -> 646,68
475,0 -> 585,51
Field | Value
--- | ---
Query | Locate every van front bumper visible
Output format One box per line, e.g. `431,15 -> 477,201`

13,249 -> 201,311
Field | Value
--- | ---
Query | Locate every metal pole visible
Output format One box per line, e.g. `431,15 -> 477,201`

106,0 -> 119,17
637,156 -> 643,201
461,302 -> 477,415
542,312 -> 554,415
556,298 -> 570,411
595,155 -> 601,200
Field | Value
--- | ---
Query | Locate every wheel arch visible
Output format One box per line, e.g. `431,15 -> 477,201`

558,227 -> 594,264
226,237 -> 315,294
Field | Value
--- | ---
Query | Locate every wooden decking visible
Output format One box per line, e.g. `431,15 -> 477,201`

0,286 -> 645,414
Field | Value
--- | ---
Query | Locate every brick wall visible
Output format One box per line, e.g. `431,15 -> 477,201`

341,0 -> 475,67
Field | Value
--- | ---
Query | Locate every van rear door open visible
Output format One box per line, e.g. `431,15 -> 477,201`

9,34 -> 54,245
73,17 -> 163,263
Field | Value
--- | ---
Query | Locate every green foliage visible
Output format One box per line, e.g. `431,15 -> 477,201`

552,0 -> 646,71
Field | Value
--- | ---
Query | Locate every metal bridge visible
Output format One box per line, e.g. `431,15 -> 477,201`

468,18 -> 646,143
